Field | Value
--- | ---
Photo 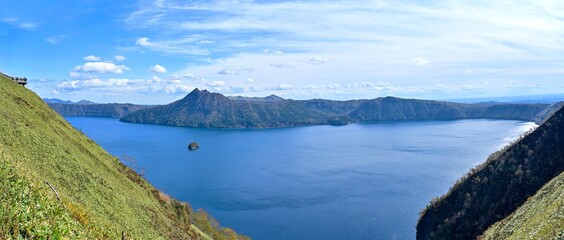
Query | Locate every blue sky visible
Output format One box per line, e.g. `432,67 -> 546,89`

1,0 -> 564,104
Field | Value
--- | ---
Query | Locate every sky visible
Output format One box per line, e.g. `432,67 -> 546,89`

1,0 -> 564,104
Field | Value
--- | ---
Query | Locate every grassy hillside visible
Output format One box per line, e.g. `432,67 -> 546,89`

0,158 -> 94,239
417,104 -> 564,239
0,75 -> 248,239
480,171 -> 564,240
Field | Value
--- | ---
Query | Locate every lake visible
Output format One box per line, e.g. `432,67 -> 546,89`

66,117 -> 534,240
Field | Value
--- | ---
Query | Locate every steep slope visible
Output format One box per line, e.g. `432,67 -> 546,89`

480,171 -> 563,239
0,158 -> 94,238
121,89 -> 351,128
534,101 -> 564,124
48,102 -> 154,118
0,75 -> 247,239
417,104 -> 564,239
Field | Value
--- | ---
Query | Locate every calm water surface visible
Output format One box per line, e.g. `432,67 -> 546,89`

66,117 -> 534,240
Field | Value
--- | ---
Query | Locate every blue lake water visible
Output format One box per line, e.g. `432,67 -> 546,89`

66,117 -> 534,240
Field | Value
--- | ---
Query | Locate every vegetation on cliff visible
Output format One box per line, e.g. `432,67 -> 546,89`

417,104 -> 564,239
0,75 -> 247,239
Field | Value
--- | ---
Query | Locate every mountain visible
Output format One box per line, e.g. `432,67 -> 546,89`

228,94 -> 285,102
348,97 -> 467,121
416,104 -> 564,239
534,101 -> 564,124
48,102 -> 155,118
121,89 -> 351,128
0,75 -> 247,239
43,98 -> 97,105
75,99 -> 96,105
348,97 -> 547,122
119,89 -> 549,129
451,93 -> 564,104
43,98 -> 74,104
298,99 -> 367,115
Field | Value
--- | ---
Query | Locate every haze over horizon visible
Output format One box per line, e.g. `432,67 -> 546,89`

2,0 -> 564,104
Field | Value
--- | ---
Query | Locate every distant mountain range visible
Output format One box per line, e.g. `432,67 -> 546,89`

451,93 -> 564,104
47,102 -> 154,118
227,94 -> 285,102
43,98 -> 96,105
48,89 -> 556,128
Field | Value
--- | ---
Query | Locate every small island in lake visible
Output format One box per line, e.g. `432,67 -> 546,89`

188,142 -> 199,150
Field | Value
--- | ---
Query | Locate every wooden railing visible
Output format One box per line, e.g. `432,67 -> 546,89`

0,72 -> 27,86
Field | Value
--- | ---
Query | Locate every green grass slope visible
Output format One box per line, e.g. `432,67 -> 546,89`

480,171 -> 564,240
0,158 -> 94,239
0,75 -> 247,239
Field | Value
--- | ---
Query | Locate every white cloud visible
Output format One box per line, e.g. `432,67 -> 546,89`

84,55 -> 102,61
413,57 -> 430,66
461,84 -> 482,91
207,81 -> 225,87
114,55 -> 127,61
133,36 -> 208,55
18,22 -> 37,30
57,78 -> 134,91
197,40 -> 214,44
150,64 -> 167,73
246,78 -> 254,83
136,37 -> 154,47
373,81 -> 396,91
73,62 -> 130,74
171,72 -> 207,83
2,17 -> 38,30
56,76 -> 194,96
150,75 -> 181,84
217,68 -> 236,75
270,63 -> 295,69
264,49 -> 284,55
276,84 -> 293,90
69,71 -> 96,80
162,84 -> 194,94
1,17 -> 17,23
45,35 -> 65,45
309,56 -> 327,65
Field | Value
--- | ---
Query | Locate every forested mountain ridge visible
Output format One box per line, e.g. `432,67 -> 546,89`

120,89 -> 352,128
417,104 -> 564,239
117,89 -> 549,129
348,97 -> 547,121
